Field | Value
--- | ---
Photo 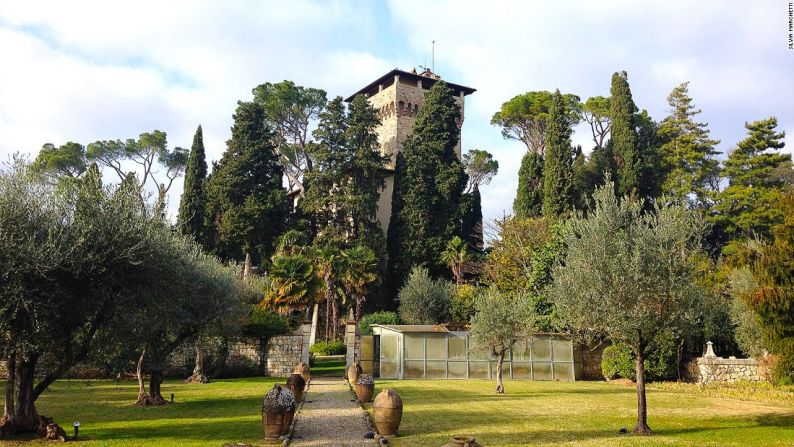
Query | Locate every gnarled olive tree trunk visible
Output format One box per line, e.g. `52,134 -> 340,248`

633,349 -> 652,435
494,350 -> 506,394
0,353 -> 65,440
184,338 -> 208,384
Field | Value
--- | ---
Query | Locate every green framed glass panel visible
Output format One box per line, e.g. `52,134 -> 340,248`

404,334 -> 424,360
426,335 -> 446,360
448,334 -> 467,360
533,362 -> 553,380
512,362 -> 531,379
532,339 -> 552,361
380,361 -> 399,379
447,361 -> 467,378
404,360 -> 424,379
512,340 -> 531,361
469,361 -> 489,379
552,339 -> 573,362
553,363 -> 574,381
380,333 -> 398,362
426,361 -> 446,378
468,336 -> 488,360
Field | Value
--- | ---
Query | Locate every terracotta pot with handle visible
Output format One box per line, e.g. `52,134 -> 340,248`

354,374 -> 374,402
293,362 -> 311,383
286,373 -> 306,402
262,384 -> 296,439
348,362 -> 363,385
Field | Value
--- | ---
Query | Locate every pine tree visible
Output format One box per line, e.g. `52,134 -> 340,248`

609,71 -> 642,198
657,82 -> 720,208
542,90 -> 574,217
205,101 -> 286,272
177,125 -> 208,246
713,117 -> 789,247
387,81 -> 468,290
461,186 -> 484,251
514,152 -> 544,217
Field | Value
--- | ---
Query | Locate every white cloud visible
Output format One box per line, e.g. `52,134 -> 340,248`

1,0 -> 791,224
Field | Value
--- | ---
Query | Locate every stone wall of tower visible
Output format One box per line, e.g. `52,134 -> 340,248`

366,74 -> 467,234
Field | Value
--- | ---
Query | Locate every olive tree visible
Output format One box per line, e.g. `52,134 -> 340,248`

551,181 -> 706,435
469,287 -> 535,394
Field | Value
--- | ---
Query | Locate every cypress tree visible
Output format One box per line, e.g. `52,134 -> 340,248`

657,82 -> 720,208
712,117 -> 789,248
542,90 -> 574,217
609,71 -> 641,198
205,101 -> 286,270
461,186 -> 484,252
514,152 -> 544,217
387,81 -> 468,290
177,125 -> 208,246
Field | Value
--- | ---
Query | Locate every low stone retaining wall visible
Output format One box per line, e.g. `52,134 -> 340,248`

691,356 -> 769,385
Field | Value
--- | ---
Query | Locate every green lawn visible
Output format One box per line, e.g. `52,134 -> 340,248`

1,378 -> 792,446
311,358 -> 346,377
362,379 -> 794,447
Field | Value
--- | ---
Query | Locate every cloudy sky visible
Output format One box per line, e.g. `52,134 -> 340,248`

1,0 -> 792,223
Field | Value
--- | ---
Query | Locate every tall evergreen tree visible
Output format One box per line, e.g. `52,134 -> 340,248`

177,125 -> 208,245
609,71 -> 642,198
542,90 -> 575,217
301,95 -> 387,250
712,117 -> 789,249
514,152 -> 544,217
657,82 -> 721,208
387,81 -> 468,290
205,101 -> 286,273
461,186 -> 484,251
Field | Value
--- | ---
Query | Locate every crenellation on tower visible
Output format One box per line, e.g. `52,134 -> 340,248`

346,68 -> 475,233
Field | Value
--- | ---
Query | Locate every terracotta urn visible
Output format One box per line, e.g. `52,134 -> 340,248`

372,389 -> 403,437
286,373 -> 306,402
348,362 -> 363,385
442,436 -> 483,447
262,384 -> 296,439
354,374 -> 375,402
293,362 -> 311,383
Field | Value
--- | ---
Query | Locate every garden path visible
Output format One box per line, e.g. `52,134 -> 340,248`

289,377 -> 377,447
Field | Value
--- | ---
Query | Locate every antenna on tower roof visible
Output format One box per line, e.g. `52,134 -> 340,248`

431,40 -> 435,73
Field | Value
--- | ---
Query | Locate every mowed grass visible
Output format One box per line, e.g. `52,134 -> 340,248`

362,379 -> 794,447
1,377 -> 792,446
0,377 -> 284,447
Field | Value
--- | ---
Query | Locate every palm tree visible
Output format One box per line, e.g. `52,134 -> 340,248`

263,254 -> 322,314
314,246 -> 342,341
339,246 -> 379,322
440,236 -> 470,285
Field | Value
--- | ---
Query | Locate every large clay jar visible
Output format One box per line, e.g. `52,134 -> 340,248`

262,384 -> 297,439
347,362 -> 362,385
354,374 -> 375,402
286,373 -> 306,402
442,436 -> 483,447
293,362 -> 311,383
372,389 -> 403,437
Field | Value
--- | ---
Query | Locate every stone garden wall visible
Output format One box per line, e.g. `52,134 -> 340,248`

687,342 -> 771,385
0,323 -> 312,380
574,343 -> 606,380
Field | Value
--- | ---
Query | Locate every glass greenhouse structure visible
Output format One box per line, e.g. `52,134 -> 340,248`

365,325 -> 576,381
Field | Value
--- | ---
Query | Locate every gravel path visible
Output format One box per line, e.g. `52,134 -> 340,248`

289,377 -> 377,447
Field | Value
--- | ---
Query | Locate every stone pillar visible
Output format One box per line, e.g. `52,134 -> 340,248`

300,321 -> 312,365
345,320 -> 360,370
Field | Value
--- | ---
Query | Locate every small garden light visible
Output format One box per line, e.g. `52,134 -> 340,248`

170,393 -> 174,403
73,421 -> 80,439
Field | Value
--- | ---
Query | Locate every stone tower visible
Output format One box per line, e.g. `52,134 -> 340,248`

345,68 -> 476,234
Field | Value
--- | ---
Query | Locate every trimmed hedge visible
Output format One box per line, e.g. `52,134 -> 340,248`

310,340 -> 346,356
359,311 -> 400,335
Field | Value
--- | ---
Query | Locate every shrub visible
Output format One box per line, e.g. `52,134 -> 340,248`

241,306 -> 289,339
602,336 -> 680,381
602,343 -> 636,380
398,266 -> 453,324
359,311 -> 400,335
310,340 -> 346,356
